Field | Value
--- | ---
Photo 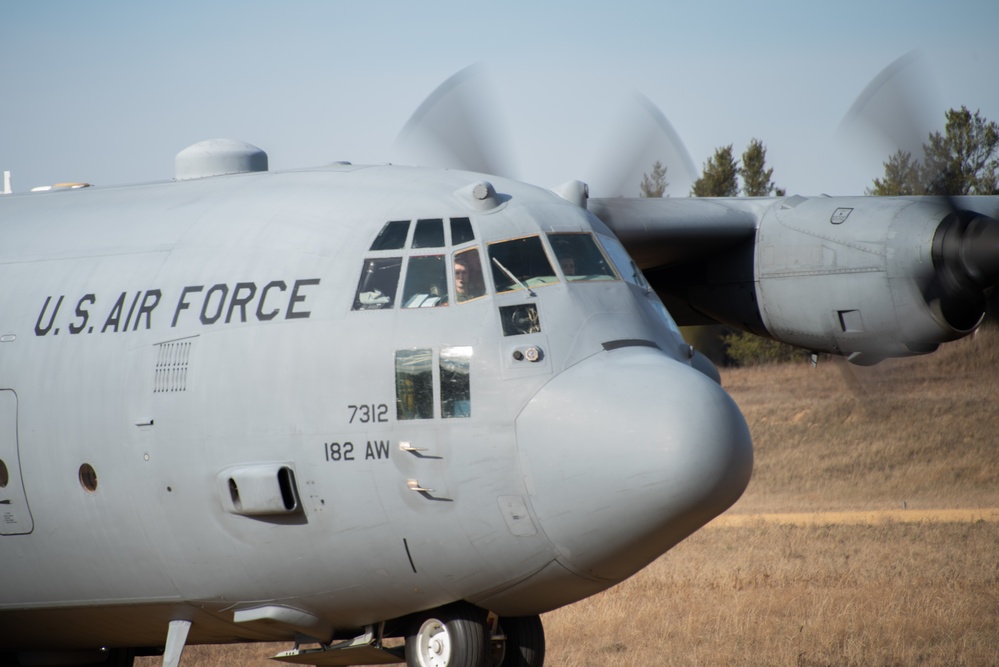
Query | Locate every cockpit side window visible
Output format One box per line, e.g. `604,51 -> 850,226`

412,218 -> 445,249
548,233 -> 618,281
596,234 -> 681,334
352,257 -> 403,310
370,220 -> 410,251
402,255 -> 449,308
453,248 -> 487,303
597,234 -> 650,289
487,236 -> 558,293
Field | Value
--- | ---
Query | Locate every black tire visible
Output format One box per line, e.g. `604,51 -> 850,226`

498,615 -> 545,667
105,649 -> 136,667
405,603 -> 489,667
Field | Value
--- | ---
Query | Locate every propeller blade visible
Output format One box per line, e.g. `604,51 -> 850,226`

393,65 -> 516,178
586,92 -> 697,198
837,51 -> 940,163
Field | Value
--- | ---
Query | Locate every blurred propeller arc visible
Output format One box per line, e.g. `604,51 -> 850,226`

585,92 -> 697,197
393,65 -> 517,179
837,51 -> 941,165
393,65 -> 697,198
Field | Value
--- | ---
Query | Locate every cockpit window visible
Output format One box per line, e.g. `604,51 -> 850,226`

402,255 -> 449,308
547,233 -> 618,281
353,257 -> 403,310
453,248 -> 487,303
370,220 -> 410,251
451,217 -> 475,245
412,218 -> 445,249
357,218 -> 483,313
487,236 -> 558,293
596,234 -> 681,333
440,347 -> 472,418
396,349 -> 434,420
500,304 -> 541,336
598,234 -> 650,289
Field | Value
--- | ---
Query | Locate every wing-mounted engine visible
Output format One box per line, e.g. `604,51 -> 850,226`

757,197 -> 947,362
754,195 -> 999,363
593,195 -> 999,365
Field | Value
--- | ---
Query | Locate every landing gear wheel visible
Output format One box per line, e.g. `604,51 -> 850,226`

406,603 -> 489,667
497,615 -> 545,667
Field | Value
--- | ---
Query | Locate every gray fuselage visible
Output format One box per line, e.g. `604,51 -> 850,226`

0,164 -> 751,650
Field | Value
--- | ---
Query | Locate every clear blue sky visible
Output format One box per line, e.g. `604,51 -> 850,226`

2,1 -> 998,196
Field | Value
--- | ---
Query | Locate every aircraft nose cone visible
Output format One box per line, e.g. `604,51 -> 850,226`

516,347 -> 752,582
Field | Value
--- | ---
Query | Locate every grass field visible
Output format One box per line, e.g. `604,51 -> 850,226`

143,329 -> 999,666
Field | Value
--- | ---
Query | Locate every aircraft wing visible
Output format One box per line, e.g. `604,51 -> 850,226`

588,197 -> 760,270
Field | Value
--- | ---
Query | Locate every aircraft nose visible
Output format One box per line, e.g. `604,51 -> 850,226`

515,346 -> 752,583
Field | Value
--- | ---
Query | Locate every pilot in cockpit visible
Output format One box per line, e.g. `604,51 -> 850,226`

454,249 -> 486,302
403,255 -> 449,308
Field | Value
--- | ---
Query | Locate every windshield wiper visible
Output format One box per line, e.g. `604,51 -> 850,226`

491,257 -> 537,297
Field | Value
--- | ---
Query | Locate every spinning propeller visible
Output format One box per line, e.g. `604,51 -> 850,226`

393,65 -> 697,197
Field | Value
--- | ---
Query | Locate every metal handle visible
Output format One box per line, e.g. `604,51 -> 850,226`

406,479 -> 435,493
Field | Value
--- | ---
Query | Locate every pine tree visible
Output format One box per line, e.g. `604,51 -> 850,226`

741,139 -> 778,196
640,160 -> 669,197
691,145 -> 739,197
867,150 -> 922,195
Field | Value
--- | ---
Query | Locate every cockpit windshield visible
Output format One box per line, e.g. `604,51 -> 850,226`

402,255 -> 448,308
487,236 -> 558,293
353,257 -> 403,309
412,219 -> 445,249
547,233 -> 618,281
355,216 -> 480,311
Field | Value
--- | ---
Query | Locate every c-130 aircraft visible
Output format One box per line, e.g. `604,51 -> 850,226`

1,59 -> 998,667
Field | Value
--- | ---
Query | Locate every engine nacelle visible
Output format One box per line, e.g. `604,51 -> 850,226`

755,196 -> 970,363
649,196 -> 999,364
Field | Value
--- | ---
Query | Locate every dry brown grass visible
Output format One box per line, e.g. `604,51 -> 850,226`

543,521 -> 999,666
156,330 -> 999,666
728,327 -> 999,513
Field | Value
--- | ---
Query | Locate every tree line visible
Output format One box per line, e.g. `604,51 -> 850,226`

640,139 -> 787,199
642,106 -> 999,200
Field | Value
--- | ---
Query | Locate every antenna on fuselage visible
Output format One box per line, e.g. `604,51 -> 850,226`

2,171 -> 10,195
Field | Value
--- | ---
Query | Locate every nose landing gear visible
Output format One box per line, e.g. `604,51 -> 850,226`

404,605 -> 544,667
405,604 -> 488,667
